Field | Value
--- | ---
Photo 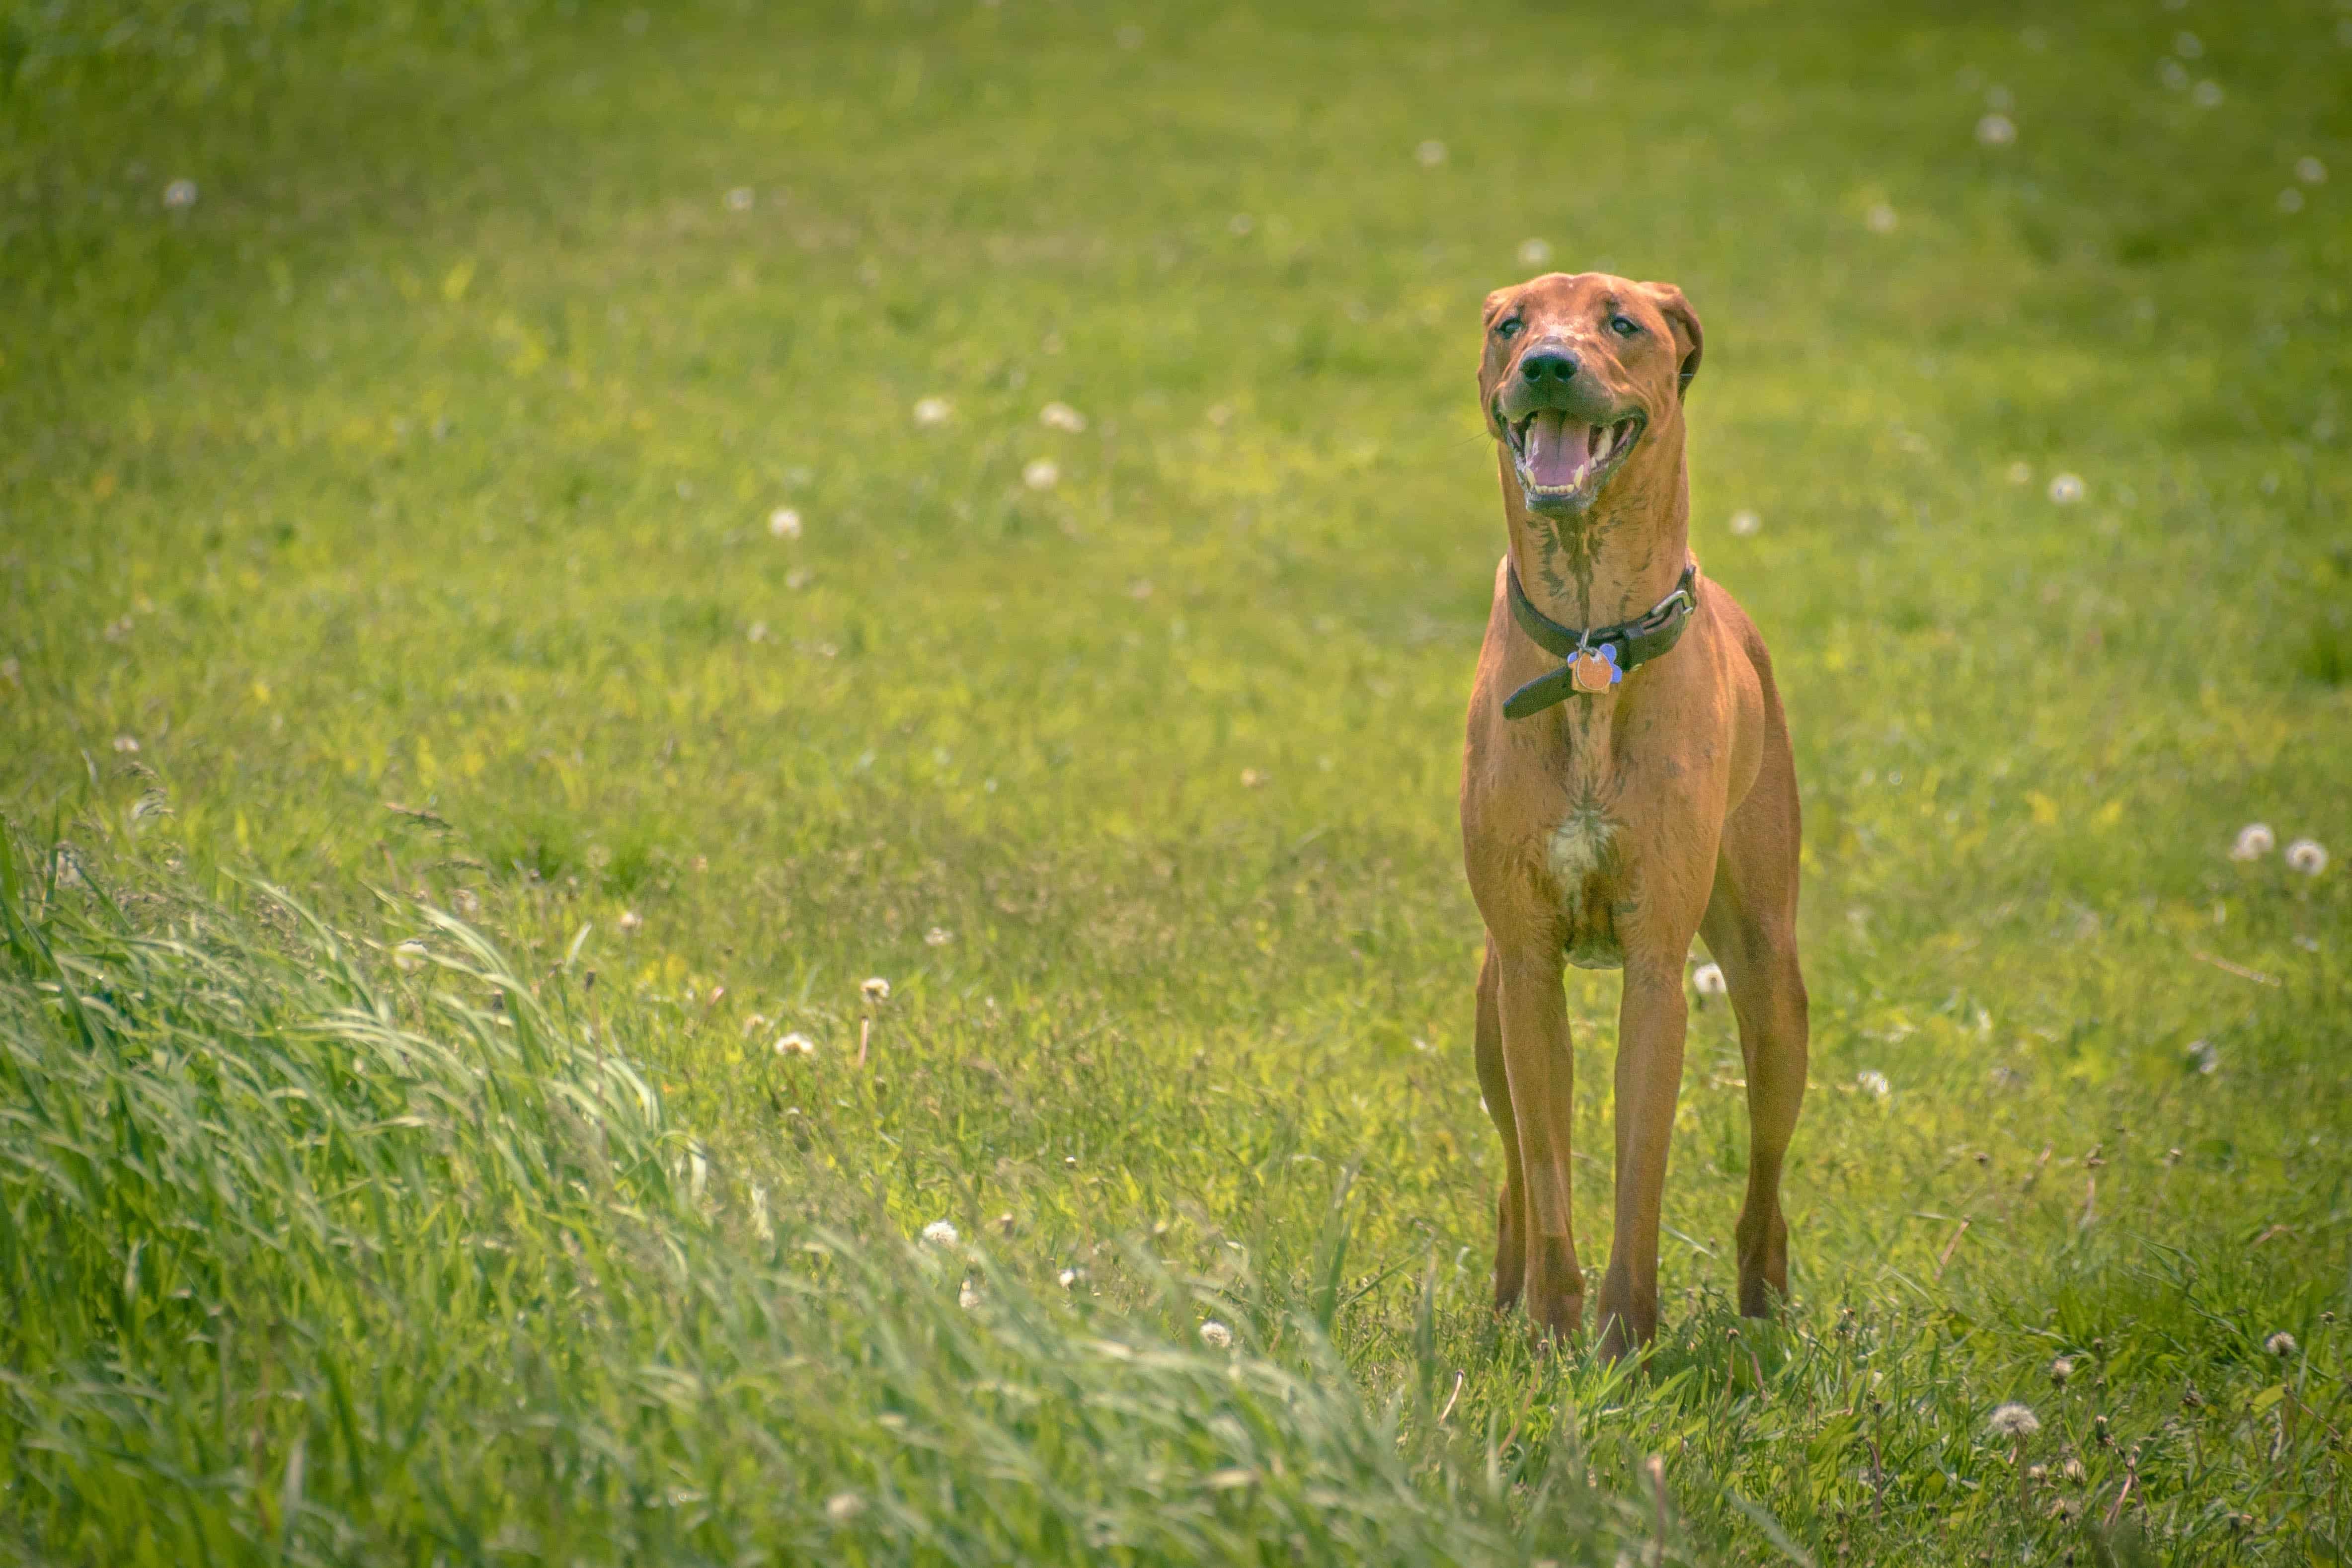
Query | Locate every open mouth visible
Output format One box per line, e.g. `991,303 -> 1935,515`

1503,408 -> 1644,508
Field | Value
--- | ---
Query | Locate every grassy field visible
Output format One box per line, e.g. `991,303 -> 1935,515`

4,0 -> 2351,1562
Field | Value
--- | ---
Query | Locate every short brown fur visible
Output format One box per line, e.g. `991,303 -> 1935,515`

1460,272 -> 1808,1358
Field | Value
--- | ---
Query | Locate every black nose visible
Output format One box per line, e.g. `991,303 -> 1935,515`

1519,347 -> 1579,384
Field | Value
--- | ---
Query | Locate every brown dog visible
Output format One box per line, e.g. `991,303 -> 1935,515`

1459,272 -> 1807,1359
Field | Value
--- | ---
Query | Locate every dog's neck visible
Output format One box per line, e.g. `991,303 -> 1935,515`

1496,440 -> 1691,630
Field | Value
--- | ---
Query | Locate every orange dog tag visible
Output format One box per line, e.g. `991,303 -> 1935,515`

1570,648 -> 1622,693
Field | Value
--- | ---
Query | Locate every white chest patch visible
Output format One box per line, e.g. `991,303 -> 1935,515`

1546,803 -> 1618,912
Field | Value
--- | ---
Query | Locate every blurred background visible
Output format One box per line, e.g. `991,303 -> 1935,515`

2,1 -> 2350,1562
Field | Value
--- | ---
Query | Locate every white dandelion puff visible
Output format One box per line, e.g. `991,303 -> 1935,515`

862,976 -> 891,1004
2230,823 -> 2275,861
2186,1038 -> 2219,1075
2049,1356 -> 2074,1387
2286,839 -> 2328,876
2295,156 -> 2327,185
1517,237 -> 1553,267
2279,188 -> 2306,215
912,396 -> 952,427
2046,472 -> 2085,504
1987,1402 -> 2041,1439
392,940 -> 428,973
920,1219 -> 959,1247
1039,401 -> 1087,433
923,927 -> 952,947
1415,139 -> 1448,167
1865,203 -> 1898,234
2267,1331 -> 2298,1357
774,1032 -> 817,1057
1727,508 -> 1761,537
112,735 -> 140,753
2006,460 -> 2033,485
1199,1320 -> 1235,1349
750,1184 -> 773,1242
1058,1267 -> 1080,1288
2191,80 -> 2223,109
1975,114 -> 2016,147
1022,458 -> 1061,490
725,186 -> 754,211
825,1492 -> 864,1523
1857,1069 -> 1891,1100
452,888 -> 481,918
618,909 -> 643,933
162,179 -> 198,209
1692,962 -> 1728,998
958,1278 -> 981,1310
768,507 -> 802,539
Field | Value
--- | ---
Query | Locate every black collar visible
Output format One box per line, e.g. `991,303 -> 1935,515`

1501,562 -> 1700,719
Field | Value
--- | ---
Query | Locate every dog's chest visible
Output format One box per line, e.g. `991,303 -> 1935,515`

1545,795 -> 1627,969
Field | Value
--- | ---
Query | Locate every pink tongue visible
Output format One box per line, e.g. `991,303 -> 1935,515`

1525,410 -> 1595,488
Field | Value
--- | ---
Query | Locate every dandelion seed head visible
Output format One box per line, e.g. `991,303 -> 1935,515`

1517,237 -> 1553,267
1240,768 -> 1269,788
1975,114 -> 2017,147
453,888 -> 481,917
2186,1038 -> 2219,1075
920,1219 -> 959,1247
162,179 -> 198,209
2049,1356 -> 2074,1387
2047,472 -> 2085,504
1692,962 -> 1728,997
1728,508 -> 1761,537
786,568 -> 813,591
1039,401 -> 1087,433
618,909 -> 643,933
912,396 -> 952,427
2286,838 -> 2328,876
1058,1267 -> 1079,1288
2191,79 -> 2223,108
112,735 -> 140,753
1857,1069 -> 1891,1100
1022,458 -> 1061,490
958,1278 -> 981,1310
2267,1331 -> 2298,1357
1415,139 -> 1448,167
724,186 -> 754,211
2279,188 -> 2306,215
2230,823 -> 2275,861
1988,1402 -> 2041,1439
825,1492 -> 864,1523
2296,156 -> 2328,185
862,976 -> 891,1004
774,1032 -> 817,1057
768,507 -> 802,539
1865,203 -> 1898,234
2006,460 -> 2034,484
1199,1320 -> 1234,1349
923,927 -> 952,946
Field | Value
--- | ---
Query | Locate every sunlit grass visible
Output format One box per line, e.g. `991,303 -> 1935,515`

2,0 -> 2349,1562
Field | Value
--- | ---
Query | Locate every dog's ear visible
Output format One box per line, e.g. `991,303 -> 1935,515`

1641,282 -> 1704,397
1482,287 -> 1513,326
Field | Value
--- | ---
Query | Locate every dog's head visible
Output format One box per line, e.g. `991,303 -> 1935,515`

1479,272 -> 1702,518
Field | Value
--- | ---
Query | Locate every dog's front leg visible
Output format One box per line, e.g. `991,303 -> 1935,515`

1492,942 -> 1582,1342
1595,953 -> 1689,1360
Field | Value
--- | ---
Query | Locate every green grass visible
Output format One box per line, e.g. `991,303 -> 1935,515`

3,0 -> 2351,1562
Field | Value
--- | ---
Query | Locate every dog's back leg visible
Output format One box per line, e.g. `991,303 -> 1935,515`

1700,697 -> 1809,1319
1472,941 -> 1528,1313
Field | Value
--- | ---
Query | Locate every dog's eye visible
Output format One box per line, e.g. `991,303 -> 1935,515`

1609,314 -> 1641,337
1494,318 -> 1523,340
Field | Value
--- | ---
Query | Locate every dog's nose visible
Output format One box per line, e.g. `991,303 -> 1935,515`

1519,347 -> 1579,385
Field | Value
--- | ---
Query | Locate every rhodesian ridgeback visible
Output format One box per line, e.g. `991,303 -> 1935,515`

1460,271 -> 1808,1358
